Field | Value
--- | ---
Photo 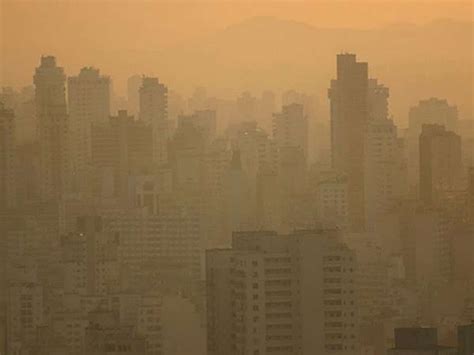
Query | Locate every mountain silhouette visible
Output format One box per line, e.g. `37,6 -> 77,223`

145,16 -> 472,124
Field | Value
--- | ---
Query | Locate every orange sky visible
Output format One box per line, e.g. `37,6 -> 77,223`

1,0 -> 472,90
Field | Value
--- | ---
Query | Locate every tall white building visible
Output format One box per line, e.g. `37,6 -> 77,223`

207,230 -> 359,355
34,55 -> 70,200
68,67 -> 110,194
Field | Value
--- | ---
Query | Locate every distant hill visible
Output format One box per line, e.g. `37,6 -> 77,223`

146,16 -> 472,125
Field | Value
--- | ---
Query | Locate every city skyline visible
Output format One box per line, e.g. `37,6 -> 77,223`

2,1 -> 473,124
0,3 -> 473,354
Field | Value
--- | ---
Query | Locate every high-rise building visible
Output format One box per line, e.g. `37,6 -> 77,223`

367,79 -> 389,121
206,230 -> 359,355
408,98 -> 458,186
139,77 -> 169,166
277,146 -> 309,232
127,74 -> 142,116
419,124 -> 462,205
34,55 -> 70,200
61,216 -> 119,295
236,91 -> 257,122
178,110 -> 217,146
106,206 -> 202,292
364,117 -> 406,231
91,110 -> 153,203
0,102 -> 16,209
0,86 -> 36,144
230,121 -> 278,183
272,103 -> 308,161
328,53 -> 369,231
225,150 -> 256,236
316,172 -> 349,230
68,67 -> 110,193
168,119 -> 206,190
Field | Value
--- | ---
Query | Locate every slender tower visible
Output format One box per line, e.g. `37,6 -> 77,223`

34,56 -> 69,200
328,53 -> 369,231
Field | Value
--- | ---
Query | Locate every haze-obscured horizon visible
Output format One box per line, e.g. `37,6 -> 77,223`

1,1 -> 473,124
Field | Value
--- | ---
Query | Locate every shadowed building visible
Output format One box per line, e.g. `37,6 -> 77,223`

408,98 -> 458,187
68,67 -> 110,194
388,328 -> 456,355
458,322 -> 474,355
419,124 -> 462,206
139,77 -> 169,167
91,110 -> 153,204
329,53 -> 369,231
34,56 -> 70,201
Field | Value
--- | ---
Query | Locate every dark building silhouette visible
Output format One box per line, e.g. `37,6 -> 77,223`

329,53 -> 369,231
34,56 -> 70,201
408,98 -> 458,186
68,67 -> 110,194
139,77 -> 169,166
458,322 -> 474,355
91,110 -> 153,203
419,124 -> 462,205
388,327 -> 456,354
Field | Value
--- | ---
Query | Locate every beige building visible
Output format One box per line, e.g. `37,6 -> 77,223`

207,229 -> 359,355
272,103 -> 308,161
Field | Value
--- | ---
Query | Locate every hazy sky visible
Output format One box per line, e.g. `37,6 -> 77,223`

1,0 -> 472,93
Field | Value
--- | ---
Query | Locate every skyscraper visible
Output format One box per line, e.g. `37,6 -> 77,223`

272,103 -> 308,161
34,55 -> 70,200
68,67 -> 110,193
0,102 -> 16,209
419,124 -> 462,205
328,53 -> 369,231
364,117 -> 405,230
91,110 -> 153,203
127,74 -> 142,116
408,98 -> 458,187
139,77 -> 169,166
206,230 -> 359,355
